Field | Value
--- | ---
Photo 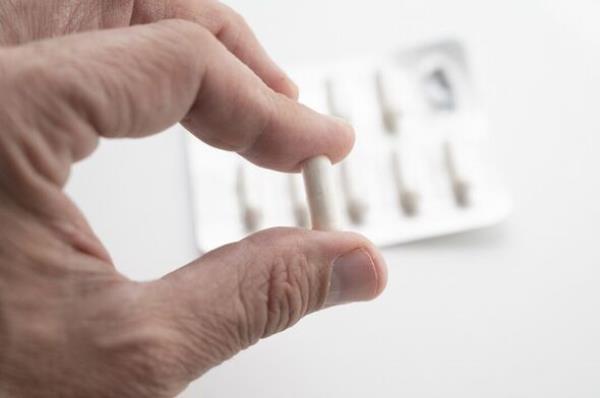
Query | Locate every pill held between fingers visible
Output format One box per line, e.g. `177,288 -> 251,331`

302,156 -> 340,231
288,174 -> 310,228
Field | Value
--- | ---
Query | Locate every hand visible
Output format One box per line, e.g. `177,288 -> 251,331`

0,2 -> 388,397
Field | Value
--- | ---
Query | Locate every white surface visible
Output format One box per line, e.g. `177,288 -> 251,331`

66,0 -> 600,396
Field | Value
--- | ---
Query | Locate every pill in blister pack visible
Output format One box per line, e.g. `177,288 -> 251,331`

185,40 -> 511,252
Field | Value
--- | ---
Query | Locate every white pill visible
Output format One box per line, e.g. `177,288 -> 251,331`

325,80 -> 368,224
288,174 -> 310,228
340,160 -> 369,225
375,69 -> 404,135
302,156 -> 340,231
391,149 -> 420,216
444,141 -> 471,208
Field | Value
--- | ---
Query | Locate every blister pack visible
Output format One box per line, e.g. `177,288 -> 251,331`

185,40 -> 511,252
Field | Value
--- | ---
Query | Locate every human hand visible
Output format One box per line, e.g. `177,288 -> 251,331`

0,2 -> 387,397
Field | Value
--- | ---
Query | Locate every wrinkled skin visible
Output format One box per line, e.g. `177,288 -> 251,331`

0,1 -> 387,397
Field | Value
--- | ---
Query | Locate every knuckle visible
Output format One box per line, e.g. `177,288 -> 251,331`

225,6 -> 247,28
7,44 -> 99,136
196,70 -> 275,155
0,46 -> 93,183
265,251 -> 311,334
150,18 -> 213,76
213,4 -> 247,55
150,19 -> 214,75
2,48 -> 55,117
217,3 -> 247,28
156,18 -> 212,47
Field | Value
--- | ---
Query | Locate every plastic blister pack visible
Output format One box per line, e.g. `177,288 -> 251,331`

185,40 -> 511,252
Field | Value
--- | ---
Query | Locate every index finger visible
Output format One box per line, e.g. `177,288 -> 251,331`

182,36 -> 355,171
4,19 -> 354,175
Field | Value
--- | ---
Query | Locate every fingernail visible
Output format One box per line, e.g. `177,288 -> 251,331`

325,248 -> 379,307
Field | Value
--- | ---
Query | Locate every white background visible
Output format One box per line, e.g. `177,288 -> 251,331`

66,0 -> 600,396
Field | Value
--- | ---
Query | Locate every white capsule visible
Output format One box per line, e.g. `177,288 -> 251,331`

340,160 -> 369,225
324,79 -> 368,224
375,69 -> 404,135
288,174 -> 310,228
302,156 -> 340,231
444,141 -> 471,208
391,149 -> 420,217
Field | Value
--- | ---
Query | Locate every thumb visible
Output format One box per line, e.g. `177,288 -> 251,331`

154,228 -> 387,373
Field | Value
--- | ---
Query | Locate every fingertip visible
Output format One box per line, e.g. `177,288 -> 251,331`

327,116 -> 356,165
238,96 -> 356,172
323,232 -> 388,307
254,228 -> 386,306
361,240 -> 389,299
